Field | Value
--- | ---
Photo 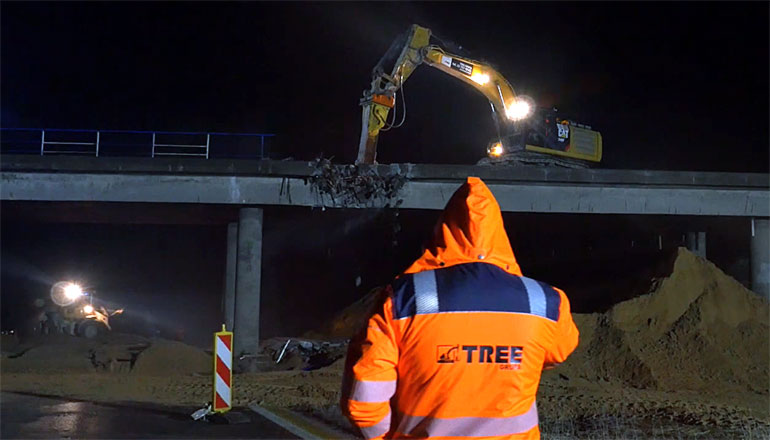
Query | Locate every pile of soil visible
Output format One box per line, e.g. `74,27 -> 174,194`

304,286 -> 386,340
131,339 -> 211,376
1,334 -> 96,373
0,334 -> 210,377
0,333 -> 21,354
550,247 -> 769,395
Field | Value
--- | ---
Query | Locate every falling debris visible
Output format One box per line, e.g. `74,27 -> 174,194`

307,159 -> 407,208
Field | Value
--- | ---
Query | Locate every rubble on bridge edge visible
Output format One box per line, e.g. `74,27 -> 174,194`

306,158 -> 407,209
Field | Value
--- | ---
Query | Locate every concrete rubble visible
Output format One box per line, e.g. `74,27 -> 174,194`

237,337 -> 348,373
307,158 -> 407,208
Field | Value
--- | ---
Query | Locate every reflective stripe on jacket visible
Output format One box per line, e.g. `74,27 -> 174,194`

341,177 -> 579,439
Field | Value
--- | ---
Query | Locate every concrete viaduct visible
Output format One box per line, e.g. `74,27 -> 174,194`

2,155 -> 768,354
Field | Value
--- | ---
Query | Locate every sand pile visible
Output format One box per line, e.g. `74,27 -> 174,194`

1,335 -> 96,373
131,339 -> 211,376
1,333 -> 212,377
305,286 -> 386,340
0,333 -> 21,354
557,247 -> 769,393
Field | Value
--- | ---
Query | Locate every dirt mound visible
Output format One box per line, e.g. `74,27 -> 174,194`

1,335 -> 96,373
1,333 -> 21,354
131,339 -> 211,376
1,333 -> 159,374
305,287 -> 386,340
556,247 -> 769,393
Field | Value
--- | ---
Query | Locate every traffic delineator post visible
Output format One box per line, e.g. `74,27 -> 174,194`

213,324 -> 233,413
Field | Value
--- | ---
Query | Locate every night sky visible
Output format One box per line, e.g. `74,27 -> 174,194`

2,2 -> 768,170
1,3 -> 768,345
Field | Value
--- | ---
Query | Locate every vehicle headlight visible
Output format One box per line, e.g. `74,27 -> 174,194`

83,305 -> 94,314
488,142 -> 504,158
64,283 -> 83,300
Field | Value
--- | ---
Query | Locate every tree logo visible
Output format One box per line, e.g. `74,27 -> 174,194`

436,345 -> 459,363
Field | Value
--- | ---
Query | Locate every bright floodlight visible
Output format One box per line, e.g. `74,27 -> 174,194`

83,304 -> 94,314
51,281 -> 84,306
64,283 -> 83,300
505,99 -> 532,121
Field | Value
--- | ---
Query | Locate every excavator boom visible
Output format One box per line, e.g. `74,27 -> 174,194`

356,24 -> 601,166
357,25 -> 526,164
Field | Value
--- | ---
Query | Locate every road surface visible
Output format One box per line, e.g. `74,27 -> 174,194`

0,392 -> 299,439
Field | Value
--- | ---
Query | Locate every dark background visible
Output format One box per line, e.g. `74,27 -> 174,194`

1,2 -> 767,346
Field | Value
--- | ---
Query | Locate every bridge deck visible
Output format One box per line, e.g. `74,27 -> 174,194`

1,155 -> 768,216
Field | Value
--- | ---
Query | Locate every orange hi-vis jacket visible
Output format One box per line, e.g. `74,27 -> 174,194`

341,177 -> 579,439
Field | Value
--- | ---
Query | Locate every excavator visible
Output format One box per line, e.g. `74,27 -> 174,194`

356,24 -> 602,167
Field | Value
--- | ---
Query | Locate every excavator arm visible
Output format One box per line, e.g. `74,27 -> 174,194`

356,25 -> 531,164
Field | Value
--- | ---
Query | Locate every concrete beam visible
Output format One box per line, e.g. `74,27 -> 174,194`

2,155 -> 767,189
2,171 -> 768,216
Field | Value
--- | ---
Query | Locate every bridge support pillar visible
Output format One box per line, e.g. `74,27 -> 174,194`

233,208 -> 263,355
686,232 -> 707,258
224,222 -> 238,332
751,218 -> 769,299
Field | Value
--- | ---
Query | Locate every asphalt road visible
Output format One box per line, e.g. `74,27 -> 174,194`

0,392 -> 299,439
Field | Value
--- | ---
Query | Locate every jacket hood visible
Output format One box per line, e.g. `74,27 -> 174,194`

403,176 -> 522,276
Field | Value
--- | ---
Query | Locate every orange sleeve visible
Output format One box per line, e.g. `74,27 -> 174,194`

543,288 -> 579,367
340,291 -> 398,439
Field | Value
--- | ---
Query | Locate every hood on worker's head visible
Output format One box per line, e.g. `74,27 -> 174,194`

403,177 -> 522,276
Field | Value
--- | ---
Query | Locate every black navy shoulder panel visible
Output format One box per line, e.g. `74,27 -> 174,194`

390,263 -> 561,322
391,274 -> 416,320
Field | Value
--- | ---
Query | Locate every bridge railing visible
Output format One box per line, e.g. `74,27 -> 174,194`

0,128 -> 276,159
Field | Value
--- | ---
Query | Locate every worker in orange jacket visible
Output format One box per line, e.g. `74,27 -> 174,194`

341,177 -> 579,439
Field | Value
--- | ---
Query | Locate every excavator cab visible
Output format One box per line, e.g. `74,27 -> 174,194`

486,107 -> 602,167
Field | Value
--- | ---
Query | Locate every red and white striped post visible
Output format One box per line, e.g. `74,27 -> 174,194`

213,324 -> 233,413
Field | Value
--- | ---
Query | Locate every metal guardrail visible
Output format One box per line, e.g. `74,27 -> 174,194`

0,128 -> 276,159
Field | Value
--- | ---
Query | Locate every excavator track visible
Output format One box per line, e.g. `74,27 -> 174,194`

477,151 -> 593,169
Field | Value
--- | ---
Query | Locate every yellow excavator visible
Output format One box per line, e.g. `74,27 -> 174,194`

356,24 -> 602,167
